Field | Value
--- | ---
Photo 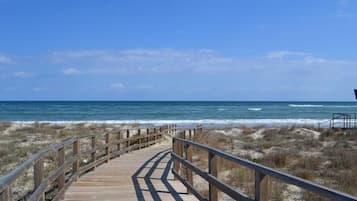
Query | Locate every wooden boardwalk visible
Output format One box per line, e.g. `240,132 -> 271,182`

63,142 -> 198,201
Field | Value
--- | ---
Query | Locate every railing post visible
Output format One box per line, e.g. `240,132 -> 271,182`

72,139 -> 80,181
173,138 -> 179,180
146,128 -> 150,147
57,147 -> 65,198
138,129 -> 142,149
255,171 -> 271,201
0,187 -> 11,201
208,152 -> 218,201
153,128 -> 157,144
178,131 -> 184,175
117,131 -> 121,156
34,158 -> 44,201
126,129 -> 130,152
91,136 -> 96,170
185,143 -> 193,194
105,133 -> 110,162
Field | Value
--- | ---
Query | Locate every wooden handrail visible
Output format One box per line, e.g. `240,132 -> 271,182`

172,129 -> 357,201
0,125 -> 173,201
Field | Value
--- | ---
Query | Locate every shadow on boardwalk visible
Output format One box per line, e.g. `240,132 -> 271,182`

132,149 -> 188,201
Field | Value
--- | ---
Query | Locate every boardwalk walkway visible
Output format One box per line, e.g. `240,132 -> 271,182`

63,142 -> 198,201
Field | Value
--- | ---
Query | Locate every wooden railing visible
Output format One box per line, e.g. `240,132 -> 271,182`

172,129 -> 357,201
0,126 -> 167,201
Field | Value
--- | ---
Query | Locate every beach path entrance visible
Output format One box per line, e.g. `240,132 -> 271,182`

63,142 -> 198,201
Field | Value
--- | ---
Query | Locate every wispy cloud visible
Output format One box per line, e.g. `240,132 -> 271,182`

13,71 -> 33,78
63,68 -> 82,75
0,55 -> 12,64
49,48 -> 356,79
110,82 -> 125,89
109,82 -> 154,91
51,49 -> 234,74
336,0 -> 355,18
264,51 -> 307,59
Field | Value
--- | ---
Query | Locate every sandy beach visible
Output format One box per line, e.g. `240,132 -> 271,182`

1,122 -> 356,200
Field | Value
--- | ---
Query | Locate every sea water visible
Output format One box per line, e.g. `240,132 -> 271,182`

0,101 -> 357,127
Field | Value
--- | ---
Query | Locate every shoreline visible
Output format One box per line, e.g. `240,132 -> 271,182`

0,118 -> 333,128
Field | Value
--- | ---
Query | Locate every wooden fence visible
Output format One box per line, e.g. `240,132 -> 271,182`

0,126 -> 167,201
172,129 -> 357,201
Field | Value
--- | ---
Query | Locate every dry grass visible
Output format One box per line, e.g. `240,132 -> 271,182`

262,150 -> 291,168
190,126 -> 357,200
0,122 -> 137,200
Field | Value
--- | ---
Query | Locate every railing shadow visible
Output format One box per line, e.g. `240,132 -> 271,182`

131,149 -> 187,201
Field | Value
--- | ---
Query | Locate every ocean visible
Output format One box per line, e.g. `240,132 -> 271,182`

1,101 -> 357,127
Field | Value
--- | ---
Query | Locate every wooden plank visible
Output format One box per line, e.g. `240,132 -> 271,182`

173,138 -> 179,180
138,129 -> 141,149
146,128 -> 150,147
116,131 -> 121,156
255,171 -> 271,201
186,144 -> 193,193
91,136 -> 96,170
153,128 -> 157,144
73,140 -> 80,181
126,129 -> 130,152
209,152 -> 218,201
34,158 -> 44,201
105,133 -> 110,162
57,147 -> 65,200
64,143 -> 198,201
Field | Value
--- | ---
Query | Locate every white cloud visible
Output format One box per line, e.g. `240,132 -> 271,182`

0,55 -> 12,64
13,71 -> 33,78
51,49 -> 234,74
110,82 -> 125,89
63,68 -> 82,75
336,0 -> 355,18
264,51 -> 307,59
109,83 -> 154,91
48,48 -> 356,84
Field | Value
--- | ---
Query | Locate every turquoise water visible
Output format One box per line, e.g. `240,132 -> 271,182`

1,101 -> 357,127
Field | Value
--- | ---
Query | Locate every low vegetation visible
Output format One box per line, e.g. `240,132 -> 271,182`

191,127 -> 357,201
0,122 -> 137,200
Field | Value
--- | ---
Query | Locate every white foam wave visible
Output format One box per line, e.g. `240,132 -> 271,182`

324,105 -> 357,108
248,108 -> 262,111
217,108 -> 225,111
12,119 -> 328,127
289,104 -> 323,108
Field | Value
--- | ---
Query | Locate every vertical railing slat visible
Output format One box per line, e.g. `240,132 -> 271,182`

255,171 -> 271,201
138,129 -> 141,149
173,138 -> 179,180
105,133 -> 110,162
126,129 -> 130,152
34,158 -> 44,201
185,143 -> 193,194
57,147 -> 65,199
208,152 -> 218,201
91,136 -> 96,170
146,128 -> 150,147
117,131 -> 121,156
72,139 -> 80,181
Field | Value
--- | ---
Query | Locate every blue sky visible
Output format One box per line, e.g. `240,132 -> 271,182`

0,0 -> 356,101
